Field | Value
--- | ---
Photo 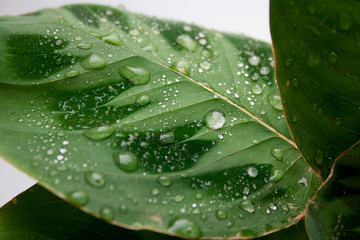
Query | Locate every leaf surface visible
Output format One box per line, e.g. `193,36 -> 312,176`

270,0 -> 360,179
0,4 -> 321,238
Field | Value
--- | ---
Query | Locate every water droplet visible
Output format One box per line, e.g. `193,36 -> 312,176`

200,214 -> 208,222
159,132 -> 175,145
339,12 -> 352,30
136,95 -> 150,106
226,221 -> 234,228
157,175 -> 172,187
298,177 -> 308,187
251,84 -> 262,95
118,66 -> 150,85
271,147 -> 283,161
269,202 -> 277,211
142,44 -> 157,53
172,59 -> 190,75
171,194 -> 185,203
269,169 -> 285,183
119,204 -> 128,214
65,70 -> 79,78
239,200 -> 255,213
204,109 -> 226,130
195,193 -> 203,200
80,53 -> 107,70
292,115 -> 298,123
83,125 -> 115,141
100,207 -> 114,220
281,203 -> 289,212
334,117 -> 341,126
307,54 -> 320,67
85,171 -> 106,188
260,66 -> 270,75
248,55 -> 260,66
328,52 -> 338,64
215,209 -> 228,220
268,94 -> 283,110
176,34 -> 197,52
168,217 -> 202,238
246,166 -> 258,178
151,188 -> 160,196
200,61 -> 211,70
314,150 -> 324,165
76,43 -> 92,49
113,151 -> 138,173
201,50 -> 211,57
102,33 -> 121,46
129,28 -> 140,36
68,191 -> 89,206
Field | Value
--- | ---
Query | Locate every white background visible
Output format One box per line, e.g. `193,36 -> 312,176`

0,0 -> 271,207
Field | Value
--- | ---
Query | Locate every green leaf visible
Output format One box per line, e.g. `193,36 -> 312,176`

306,141 -> 360,240
0,184 -> 179,240
270,0 -> 360,179
0,4 -> 321,238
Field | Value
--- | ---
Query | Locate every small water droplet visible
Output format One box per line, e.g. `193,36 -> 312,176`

102,33 -> 122,46
100,207 -> 114,220
251,84 -> 262,95
339,12 -> 352,30
204,109 -> 226,130
129,28 -> 140,36
76,43 -> 92,49
246,166 -> 258,178
152,188 -> 160,196
268,94 -> 283,110
85,171 -> 106,188
80,53 -> 107,70
200,61 -> 211,70
172,58 -> 190,75
239,200 -> 255,213
269,169 -> 285,183
226,221 -> 234,228
201,50 -> 211,57
307,54 -> 320,67
65,70 -> 79,78
83,125 -> 115,141
195,193 -> 203,200
68,191 -> 89,206
248,55 -> 260,66
215,209 -> 228,220
159,132 -> 175,145
269,202 -> 277,211
271,147 -> 283,161
171,194 -> 185,203
113,151 -> 138,172
136,95 -> 150,106
142,44 -> 157,53
314,150 -> 324,165
118,66 -> 150,85
157,175 -> 172,187
328,52 -> 338,64
119,204 -> 128,214
200,214 -> 208,222
168,217 -> 203,238
260,66 -> 270,75
334,117 -> 341,126
292,115 -> 298,123
176,34 -> 197,52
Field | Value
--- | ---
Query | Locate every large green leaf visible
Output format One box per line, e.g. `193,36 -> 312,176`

306,141 -> 360,240
0,4 -> 321,238
0,184 -> 309,240
270,0 -> 360,179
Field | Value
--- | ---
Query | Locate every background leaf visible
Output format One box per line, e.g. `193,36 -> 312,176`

0,4 -> 321,238
270,0 -> 360,179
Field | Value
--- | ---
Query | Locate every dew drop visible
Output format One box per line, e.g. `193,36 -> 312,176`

239,200 -> 255,213
269,202 -> 277,211
268,94 -> 283,110
176,34 -> 197,52
76,43 -> 92,49
328,52 -> 338,64
172,58 -> 190,75
248,55 -> 260,66
314,150 -> 324,165
200,61 -> 211,70
251,84 -> 262,95
226,221 -> 234,228
65,70 -> 79,78
269,169 -> 285,183
195,193 -> 203,200
157,175 -> 172,187
204,109 -> 226,130
100,207 -> 114,220
68,191 -> 89,206
168,217 -> 202,238
151,188 -> 160,196
246,166 -> 258,178
334,117 -> 341,126
260,66 -> 270,75
113,151 -> 138,173
118,65 -> 150,85
142,44 -> 157,53
215,209 -> 228,220
271,147 -> 283,161
119,204 -> 129,214
159,132 -> 175,145
102,33 -> 122,46
85,171 -> 106,188
83,125 -> 115,141
80,53 -> 107,70
171,194 -> 185,203
136,95 -> 150,106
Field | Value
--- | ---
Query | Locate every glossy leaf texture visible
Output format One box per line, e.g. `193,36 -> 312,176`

306,141 -> 360,240
270,0 -> 360,179
0,4 -> 322,238
0,184 -> 309,240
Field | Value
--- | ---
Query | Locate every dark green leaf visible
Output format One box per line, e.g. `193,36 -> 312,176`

306,141 -> 360,240
0,4 -> 321,238
270,0 -> 360,179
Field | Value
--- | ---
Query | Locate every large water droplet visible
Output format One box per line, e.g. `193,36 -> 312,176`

136,95 -> 150,106
85,171 -> 106,188
102,33 -> 122,46
204,109 -> 226,130
80,53 -> 107,70
200,61 -> 211,70
271,147 -> 283,161
176,34 -> 197,52
113,151 -> 138,172
251,84 -> 263,95
68,191 -> 89,206
172,59 -> 190,75
246,166 -> 258,178
239,200 -> 255,213
215,209 -> 228,220
100,207 -> 114,220
157,176 -> 172,187
118,66 -> 150,85
83,125 -> 115,141
65,70 -> 79,78
168,217 -> 202,238
268,94 -> 283,110
269,169 -> 285,183
159,132 -> 175,145
248,55 -> 260,66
